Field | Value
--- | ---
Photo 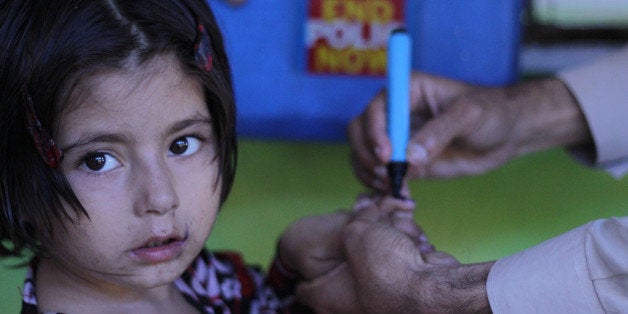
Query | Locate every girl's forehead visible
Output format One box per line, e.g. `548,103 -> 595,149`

69,55 -> 190,111
58,54 -> 207,142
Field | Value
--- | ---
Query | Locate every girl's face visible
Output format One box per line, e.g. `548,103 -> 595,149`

48,54 -> 221,291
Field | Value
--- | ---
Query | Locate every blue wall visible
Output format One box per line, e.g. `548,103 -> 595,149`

210,0 -> 522,141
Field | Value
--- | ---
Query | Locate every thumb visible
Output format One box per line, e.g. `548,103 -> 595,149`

407,100 -> 482,167
341,208 -> 426,313
424,251 -> 460,266
343,206 -> 426,282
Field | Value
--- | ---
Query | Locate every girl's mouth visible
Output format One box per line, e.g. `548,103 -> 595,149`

131,232 -> 188,264
144,238 -> 176,248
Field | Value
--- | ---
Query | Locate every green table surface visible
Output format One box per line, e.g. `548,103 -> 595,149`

1,139 -> 626,312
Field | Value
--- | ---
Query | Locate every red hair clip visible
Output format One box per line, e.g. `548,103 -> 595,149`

23,90 -> 63,168
194,23 -> 213,72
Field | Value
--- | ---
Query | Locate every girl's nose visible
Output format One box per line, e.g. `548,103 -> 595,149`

133,161 -> 179,216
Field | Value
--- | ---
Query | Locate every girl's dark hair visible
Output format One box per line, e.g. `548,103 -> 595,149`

0,0 -> 237,257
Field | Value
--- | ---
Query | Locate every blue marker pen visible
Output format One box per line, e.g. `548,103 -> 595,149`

387,29 -> 411,199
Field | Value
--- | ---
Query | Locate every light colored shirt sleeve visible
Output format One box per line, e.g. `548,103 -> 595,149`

558,46 -> 628,178
486,216 -> 628,313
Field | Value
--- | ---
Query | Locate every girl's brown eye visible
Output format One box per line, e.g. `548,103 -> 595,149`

168,136 -> 201,157
84,153 -> 106,171
81,152 -> 120,172
169,137 -> 189,155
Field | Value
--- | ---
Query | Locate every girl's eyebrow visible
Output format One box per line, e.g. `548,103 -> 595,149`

60,133 -> 129,153
60,114 -> 212,153
166,114 -> 212,135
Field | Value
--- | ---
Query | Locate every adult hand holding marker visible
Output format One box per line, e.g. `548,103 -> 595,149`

387,29 -> 411,199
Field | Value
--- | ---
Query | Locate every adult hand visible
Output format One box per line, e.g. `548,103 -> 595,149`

348,72 -> 588,191
278,195 -> 431,281
296,204 -> 494,313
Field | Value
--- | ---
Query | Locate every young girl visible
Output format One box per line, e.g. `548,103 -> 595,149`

0,0 -> 315,312
1,0 -> 430,312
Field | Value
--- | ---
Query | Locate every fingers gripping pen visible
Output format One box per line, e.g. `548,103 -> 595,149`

387,29 -> 411,199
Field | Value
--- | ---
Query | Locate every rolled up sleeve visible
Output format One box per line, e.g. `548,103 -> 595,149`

558,47 -> 628,167
486,216 -> 628,313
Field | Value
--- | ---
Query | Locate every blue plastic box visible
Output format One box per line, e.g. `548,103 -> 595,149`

210,0 -> 522,141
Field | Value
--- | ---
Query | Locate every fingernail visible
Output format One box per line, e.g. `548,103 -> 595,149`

353,197 -> 373,211
419,234 -> 428,242
419,242 -> 435,254
401,198 -> 416,207
392,210 -> 413,219
374,166 -> 387,178
407,143 -> 428,164
374,146 -> 386,162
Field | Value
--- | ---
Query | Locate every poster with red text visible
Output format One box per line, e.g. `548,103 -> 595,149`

305,0 -> 405,76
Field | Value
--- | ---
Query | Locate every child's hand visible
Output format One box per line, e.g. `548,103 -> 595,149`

278,210 -> 351,280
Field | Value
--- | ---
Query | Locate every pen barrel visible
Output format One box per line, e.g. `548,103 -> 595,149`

387,30 -> 411,163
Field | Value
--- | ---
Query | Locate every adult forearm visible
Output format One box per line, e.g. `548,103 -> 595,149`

511,78 -> 591,157
412,261 -> 495,313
